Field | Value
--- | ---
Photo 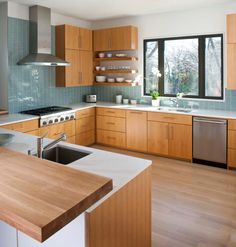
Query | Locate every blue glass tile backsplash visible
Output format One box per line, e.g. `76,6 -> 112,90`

7,17 -> 236,113
8,17 -> 92,113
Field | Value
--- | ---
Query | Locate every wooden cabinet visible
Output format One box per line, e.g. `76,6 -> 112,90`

1,120 -> 39,133
96,107 -> 126,148
227,14 -> 236,43
93,26 -> 138,51
147,112 -> 192,160
56,24 -> 93,87
126,110 -> 147,152
228,120 -> 236,168
75,109 -> 95,146
148,121 -> 169,156
168,123 -> 192,160
227,44 -> 236,89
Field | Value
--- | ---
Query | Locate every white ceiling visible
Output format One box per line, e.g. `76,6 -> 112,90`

4,0 -> 235,21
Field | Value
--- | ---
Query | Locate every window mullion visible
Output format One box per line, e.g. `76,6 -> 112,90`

158,40 -> 164,96
199,37 -> 205,98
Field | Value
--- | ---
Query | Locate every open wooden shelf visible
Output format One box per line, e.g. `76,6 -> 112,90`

94,57 -> 138,61
94,69 -> 138,74
94,82 -> 140,86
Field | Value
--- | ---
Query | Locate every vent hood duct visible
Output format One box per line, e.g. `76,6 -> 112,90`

18,5 -> 69,66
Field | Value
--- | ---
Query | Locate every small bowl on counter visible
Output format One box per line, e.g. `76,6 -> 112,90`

130,99 -> 137,105
123,99 -> 129,104
96,76 -> 106,82
116,77 -> 125,83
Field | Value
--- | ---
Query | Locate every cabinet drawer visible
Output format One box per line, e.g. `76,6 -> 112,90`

228,130 -> 236,148
25,129 -> 39,136
228,149 -> 236,168
2,119 -> 39,132
96,130 -> 126,148
76,130 -> 95,146
76,108 -> 95,119
64,120 -> 75,137
96,107 -> 126,118
76,116 -> 95,134
96,116 -> 126,132
39,123 -> 64,139
228,120 -> 236,130
148,112 -> 192,125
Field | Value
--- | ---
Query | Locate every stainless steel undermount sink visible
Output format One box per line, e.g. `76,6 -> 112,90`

42,145 -> 91,165
156,107 -> 192,113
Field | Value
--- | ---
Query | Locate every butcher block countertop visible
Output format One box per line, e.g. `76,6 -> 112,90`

0,148 -> 112,242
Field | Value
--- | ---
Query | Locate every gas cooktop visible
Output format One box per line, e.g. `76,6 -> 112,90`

20,106 -> 72,116
20,106 -> 76,127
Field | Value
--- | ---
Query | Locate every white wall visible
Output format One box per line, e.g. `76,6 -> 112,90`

91,2 -> 236,90
7,1 -> 91,28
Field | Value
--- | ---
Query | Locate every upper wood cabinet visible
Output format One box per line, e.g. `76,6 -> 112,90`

56,24 -> 93,87
126,110 -> 147,152
59,24 -> 92,51
227,14 -> 236,44
227,44 -> 236,90
93,26 -> 138,51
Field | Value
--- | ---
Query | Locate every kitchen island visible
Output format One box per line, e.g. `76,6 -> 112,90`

0,128 -> 152,247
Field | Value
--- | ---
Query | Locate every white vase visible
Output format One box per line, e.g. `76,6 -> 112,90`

151,99 -> 160,107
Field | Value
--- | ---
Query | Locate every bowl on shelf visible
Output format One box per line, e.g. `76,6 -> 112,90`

95,66 -> 100,71
96,76 -> 106,82
107,78 -> 115,83
116,77 -> 125,83
107,53 -> 113,58
125,79 -> 132,83
0,133 -> 14,146
100,67 -> 106,71
98,53 -> 105,58
115,53 -> 127,57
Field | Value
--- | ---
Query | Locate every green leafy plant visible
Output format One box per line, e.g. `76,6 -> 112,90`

150,90 -> 160,100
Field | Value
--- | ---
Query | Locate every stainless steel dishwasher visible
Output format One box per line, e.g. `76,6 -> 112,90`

193,117 -> 227,167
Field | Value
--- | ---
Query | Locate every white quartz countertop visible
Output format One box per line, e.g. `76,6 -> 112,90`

0,128 -> 151,211
70,101 -> 236,120
1,101 -> 236,127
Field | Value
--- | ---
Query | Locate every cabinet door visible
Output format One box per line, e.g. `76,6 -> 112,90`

111,26 -> 138,51
227,44 -> 236,89
76,130 -> 95,146
65,25 -> 79,49
79,51 -> 93,85
79,28 -> 92,51
227,14 -> 236,43
65,49 -> 80,86
148,121 -> 169,156
126,111 -> 147,152
168,123 -> 192,160
93,29 -> 111,51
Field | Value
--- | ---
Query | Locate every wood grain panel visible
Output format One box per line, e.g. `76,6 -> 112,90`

228,148 -> 236,168
96,107 -> 126,118
96,115 -> 126,132
93,28 -> 111,51
65,135 -> 76,144
76,116 -> 95,134
148,112 -> 192,125
25,129 -> 39,136
86,167 -> 151,247
79,27 -> 92,51
76,108 -> 95,119
0,148 -> 112,242
96,129 -> 126,148
148,121 -> 169,156
39,123 -> 64,139
126,110 -> 147,152
64,120 -> 75,137
65,25 -> 79,49
75,130 -> 95,146
2,120 -> 39,133
168,123 -> 192,160
79,50 -> 93,85
228,119 -> 236,130
227,14 -> 236,43
227,44 -> 236,89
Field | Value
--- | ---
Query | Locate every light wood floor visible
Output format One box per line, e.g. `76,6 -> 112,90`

92,145 -> 236,247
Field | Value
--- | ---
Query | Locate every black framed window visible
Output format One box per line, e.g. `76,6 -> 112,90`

144,34 -> 224,99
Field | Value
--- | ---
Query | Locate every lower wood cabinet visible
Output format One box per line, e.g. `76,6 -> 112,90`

96,129 -> 126,148
75,109 -> 95,146
168,123 -> 192,160
147,112 -> 192,160
228,121 -> 236,168
126,110 -> 147,152
1,119 -> 39,133
148,121 -> 169,156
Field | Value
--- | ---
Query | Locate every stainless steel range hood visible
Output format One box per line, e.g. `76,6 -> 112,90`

18,5 -> 69,66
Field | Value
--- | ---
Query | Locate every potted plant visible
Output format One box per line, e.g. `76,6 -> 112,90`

150,90 -> 160,107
